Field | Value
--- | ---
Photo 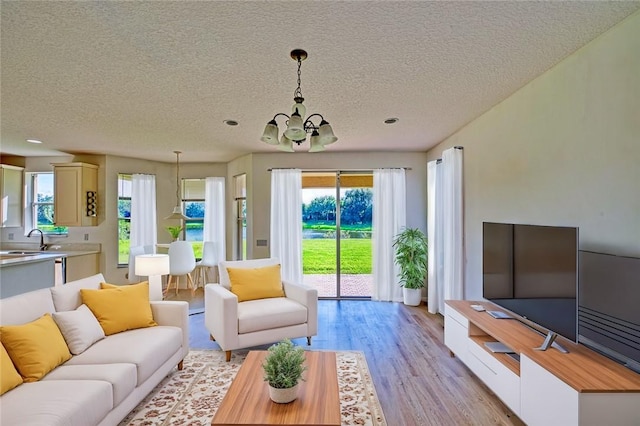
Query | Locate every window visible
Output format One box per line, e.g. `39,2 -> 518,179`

118,174 -> 131,265
234,174 -> 247,260
182,179 -> 204,258
26,172 -> 67,235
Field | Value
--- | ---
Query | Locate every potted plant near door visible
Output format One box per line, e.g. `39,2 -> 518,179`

262,339 -> 307,404
393,227 -> 428,306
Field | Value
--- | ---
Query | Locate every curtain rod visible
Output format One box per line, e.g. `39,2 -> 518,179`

267,167 -> 412,172
434,145 -> 463,163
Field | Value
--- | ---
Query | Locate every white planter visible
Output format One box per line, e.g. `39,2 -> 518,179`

268,383 -> 299,404
403,288 -> 422,306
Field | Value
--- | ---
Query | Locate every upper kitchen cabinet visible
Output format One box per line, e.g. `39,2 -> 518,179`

0,164 -> 24,228
53,162 -> 98,227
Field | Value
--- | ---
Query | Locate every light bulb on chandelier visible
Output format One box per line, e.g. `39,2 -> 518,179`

260,49 -> 337,152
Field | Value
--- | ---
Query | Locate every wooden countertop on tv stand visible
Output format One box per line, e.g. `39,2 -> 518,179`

446,300 -> 640,393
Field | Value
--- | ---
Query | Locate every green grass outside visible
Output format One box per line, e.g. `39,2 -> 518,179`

302,239 -> 371,274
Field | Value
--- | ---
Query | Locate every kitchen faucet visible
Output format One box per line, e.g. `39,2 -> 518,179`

27,228 -> 47,251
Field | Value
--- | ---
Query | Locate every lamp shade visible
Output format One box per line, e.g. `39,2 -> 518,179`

308,131 -> 325,152
135,254 -> 170,277
164,206 -> 189,221
277,135 -> 295,152
318,120 -> 338,145
283,111 -> 306,141
260,120 -> 280,145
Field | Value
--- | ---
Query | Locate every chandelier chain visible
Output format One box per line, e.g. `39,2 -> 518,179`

294,57 -> 303,100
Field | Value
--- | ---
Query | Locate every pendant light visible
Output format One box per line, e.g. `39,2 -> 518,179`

165,150 -> 189,220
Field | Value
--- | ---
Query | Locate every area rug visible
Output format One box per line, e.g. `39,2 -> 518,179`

120,350 -> 387,426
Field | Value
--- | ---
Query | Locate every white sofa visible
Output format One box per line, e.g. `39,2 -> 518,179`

205,258 -> 318,361
0,273 -> 189,426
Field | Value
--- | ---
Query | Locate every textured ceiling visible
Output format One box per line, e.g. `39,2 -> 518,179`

2,1 -> 639,163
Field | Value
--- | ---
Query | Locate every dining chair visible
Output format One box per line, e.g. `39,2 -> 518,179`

166,241 -> 196,296
194,241 -> 216,289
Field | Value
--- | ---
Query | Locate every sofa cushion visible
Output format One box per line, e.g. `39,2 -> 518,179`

219,258 -> 280,290
227,264 -> 285,302
52,304 -> 105,355
0,379 -> 112,426
81,282 -> 156,335
65,326 -> 182,386
50,273 -> 104,312
238,297 -> 308,334
0,288 -> 55,326
0,314 -> 72,382
44,363 -> 136,407
1,342 -> 22,395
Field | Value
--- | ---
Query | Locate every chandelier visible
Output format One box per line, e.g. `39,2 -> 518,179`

165,150 -> 189,220
260,49 -> 337,152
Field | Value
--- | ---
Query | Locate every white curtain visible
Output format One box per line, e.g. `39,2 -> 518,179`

427,161 -> 445,314
129,174 -> 157,277
428,147 -> 464,313
204,177 -> 226,264
270,169 -> 303,284
372,169 -> 406,302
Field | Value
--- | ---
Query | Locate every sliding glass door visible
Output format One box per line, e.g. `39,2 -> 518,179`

302,171 -> 372,299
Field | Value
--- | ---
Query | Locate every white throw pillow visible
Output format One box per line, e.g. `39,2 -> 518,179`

52,304 -> 105,355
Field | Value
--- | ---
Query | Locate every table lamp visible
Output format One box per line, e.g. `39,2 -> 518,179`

135,254 -> 170,301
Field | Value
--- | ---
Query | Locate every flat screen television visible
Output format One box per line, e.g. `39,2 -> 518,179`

579,250 -> 640,373
482,222 -> 578,342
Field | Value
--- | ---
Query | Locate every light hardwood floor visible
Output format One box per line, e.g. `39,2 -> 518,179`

176,290 -> 525,426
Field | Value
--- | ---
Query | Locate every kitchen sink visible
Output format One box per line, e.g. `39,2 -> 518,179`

8,251 -> 43,255
0,251 -> 43,256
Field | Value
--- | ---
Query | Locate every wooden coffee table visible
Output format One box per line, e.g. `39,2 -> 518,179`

211,350 -> 340,426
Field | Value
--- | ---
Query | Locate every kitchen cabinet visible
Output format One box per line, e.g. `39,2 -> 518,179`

52,162 -> 98,226
0,164 -> 24,228
0,257 -> 56,298
65,253 -> 99,282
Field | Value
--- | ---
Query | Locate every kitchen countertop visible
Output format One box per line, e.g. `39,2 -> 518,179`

0,244 -> 101,267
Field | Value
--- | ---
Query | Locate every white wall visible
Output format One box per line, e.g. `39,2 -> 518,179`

427,12 -> 640,300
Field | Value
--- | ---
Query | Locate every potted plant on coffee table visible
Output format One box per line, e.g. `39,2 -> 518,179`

393,227 -> 428,306
262,339 -> 307,404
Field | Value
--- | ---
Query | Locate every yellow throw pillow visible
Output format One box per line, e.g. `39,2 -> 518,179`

226,264 -> 285,302
0,314 -> 72,383
80,281 -> 156,336
1,342 -> 23,394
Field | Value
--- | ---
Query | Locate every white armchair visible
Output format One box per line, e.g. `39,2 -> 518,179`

204,258 -> 318,361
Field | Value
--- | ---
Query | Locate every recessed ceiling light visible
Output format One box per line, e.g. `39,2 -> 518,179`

224,120 -> 239,126
384,118 -> 399,125
26,139 -> 43,144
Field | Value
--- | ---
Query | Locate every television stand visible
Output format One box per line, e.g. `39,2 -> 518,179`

444,300 -> 640,425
